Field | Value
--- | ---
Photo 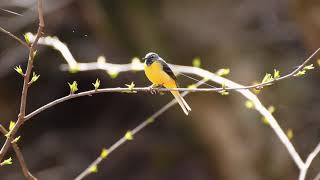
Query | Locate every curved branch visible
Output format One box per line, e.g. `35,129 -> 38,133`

74,80 -> 207,180
27,34 -> 320,177
299,142 -> 320,180
0,0 -> 45,166
0,125 -> 37,180
0,26 -> 29,48
27,34 -> 319,91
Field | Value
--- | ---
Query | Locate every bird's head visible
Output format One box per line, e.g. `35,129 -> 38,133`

143,52 -> 160,66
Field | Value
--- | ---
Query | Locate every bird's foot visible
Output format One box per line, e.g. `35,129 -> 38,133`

148,84 -> 160,94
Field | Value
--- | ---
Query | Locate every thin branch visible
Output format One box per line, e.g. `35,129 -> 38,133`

0,26 -> 29,48
314,171 -> 320,180
74,80 -> 207,180
0,8 -> 24,17
29,35 -> 319,91
21,46 -> 319,122
26,35 -> 320,171
59,48 -> 320,91
299,142 -> 320,180
23,87 -> 211,122
23,32 -> 320,178
0,0 -> 45,165
0,125 -> 37,180
0,1 -> 317,179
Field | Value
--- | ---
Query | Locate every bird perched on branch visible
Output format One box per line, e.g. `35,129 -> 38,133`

143,52 -> 191,115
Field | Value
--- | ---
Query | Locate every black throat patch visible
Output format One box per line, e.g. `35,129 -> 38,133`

145,58 -> 154,66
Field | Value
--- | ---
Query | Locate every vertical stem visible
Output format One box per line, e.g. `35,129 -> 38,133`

0,0 -> 45,163
0,125 -> 37,179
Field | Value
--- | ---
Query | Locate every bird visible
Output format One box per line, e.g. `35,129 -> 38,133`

143,52 -> 191,115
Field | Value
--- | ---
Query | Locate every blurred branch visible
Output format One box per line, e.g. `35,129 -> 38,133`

23,86 -> 222,122
0,0 -> 45,176
0,125 -> 37,180
0,26 -> 29,48
28,34 -> 320,91
314,171 -> 320,180
0,8 -> 23,17
74,80 -> 207,180
299,142 -> 320,180
21,43 -> 319,122
27,35 -> 320,179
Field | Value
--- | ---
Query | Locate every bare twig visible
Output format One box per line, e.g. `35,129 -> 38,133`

314,171 -> 320,180
0,0 -> 45,165
29,35 -> 319,92
21,45 -> 320,122
23,86 -> 215,122
74,80 -> 207,180
0,0 -> 315,178
0,125 -> 37,180
59,48 -> 320,91
299,142 -> 320,180
27,35 -> 320,175
0,8 -> 24,16
0,26 -> 29,48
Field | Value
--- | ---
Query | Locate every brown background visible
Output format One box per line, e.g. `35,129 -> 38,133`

0,0 -> 319,179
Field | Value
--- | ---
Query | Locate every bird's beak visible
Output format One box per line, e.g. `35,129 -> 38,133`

142,57 -> 146,60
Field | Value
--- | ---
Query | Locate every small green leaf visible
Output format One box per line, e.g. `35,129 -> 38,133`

97,56 -> 106,64
273,69 -> 280,78
0,157 -> 12,166
294,70 -> 306,77
11,136 -> 21,144
125,82 -> 135,89
125,131 -> 133,141
219,83 -> 229,95
262,73 -> 274,84
69,64 -> 80,74
14,66 -> 24,76
245,100 -> 254,109
252,81 -> 261,94
100,148 -> 109,159
23,33 -> 31,45
286,129 -> 293,140
261,105 -> 275,125
261,117 -> 269,125
5,121 -> 16,138
267,105 -> 275,113
304,64 -> 314,70
131,57 -> 142,71
89,165 -> 98,173
68,81 -> 78,94
147,118 -> 155,124
187,84 -> 197,89
92,78 -> 100,90
9,121 -> 15,131
30,72 -> 40,83
192,57 -> 201,68
219,90 -> 229,95
294,64 -> 314,77
124,82 -> 136,93
216,68 -> 230,76
107,70 -> 119,79
221,82 -> 226,89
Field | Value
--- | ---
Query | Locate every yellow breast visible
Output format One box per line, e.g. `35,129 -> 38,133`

144,61 -> 177,88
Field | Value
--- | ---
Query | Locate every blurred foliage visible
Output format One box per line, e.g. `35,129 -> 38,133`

0,0 -> 319,180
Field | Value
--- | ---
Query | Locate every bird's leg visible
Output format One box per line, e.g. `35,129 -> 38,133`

148,84 -> 160,94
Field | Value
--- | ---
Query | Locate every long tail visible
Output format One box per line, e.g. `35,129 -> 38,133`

171,91 -> 191,115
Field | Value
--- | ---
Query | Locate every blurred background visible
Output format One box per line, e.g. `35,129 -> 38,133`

0,0 -> 320,179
